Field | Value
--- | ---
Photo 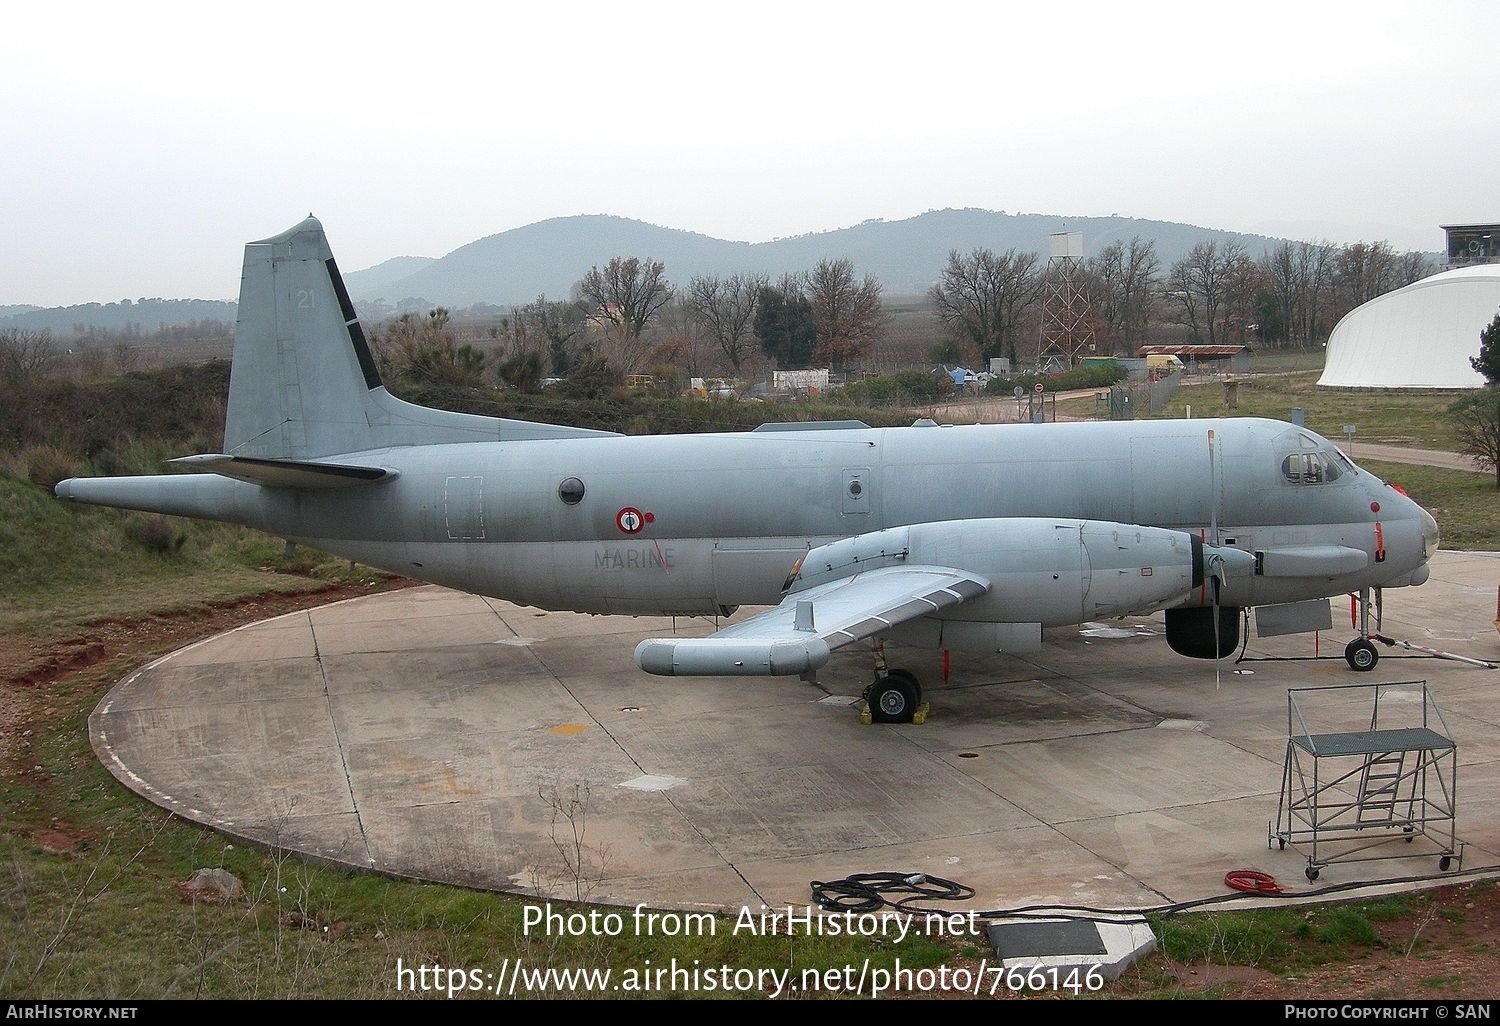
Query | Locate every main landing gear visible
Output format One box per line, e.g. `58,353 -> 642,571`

866,669 -> 922,723
1345,586 -> 1384,672
862,642 -> 924,724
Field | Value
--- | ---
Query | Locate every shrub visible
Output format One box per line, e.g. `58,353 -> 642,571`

986,363 -> 1128,396
126,514 -> 186,554
25,445 -> 77,491
830,370 -> 945,407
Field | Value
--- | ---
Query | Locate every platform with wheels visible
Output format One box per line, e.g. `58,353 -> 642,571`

1272,681 -> 1460,880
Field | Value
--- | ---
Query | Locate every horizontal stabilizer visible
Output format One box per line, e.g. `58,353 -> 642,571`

169,454 -> 398,488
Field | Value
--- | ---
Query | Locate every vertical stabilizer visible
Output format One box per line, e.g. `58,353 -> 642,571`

224,217 -> 613,459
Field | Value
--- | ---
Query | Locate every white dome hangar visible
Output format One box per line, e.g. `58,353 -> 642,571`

1318,265 -> 1500,390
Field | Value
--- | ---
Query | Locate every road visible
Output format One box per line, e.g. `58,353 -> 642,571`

1349,443 -> 1483,474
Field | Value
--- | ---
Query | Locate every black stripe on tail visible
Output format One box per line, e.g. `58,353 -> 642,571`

325,257 -> 383,390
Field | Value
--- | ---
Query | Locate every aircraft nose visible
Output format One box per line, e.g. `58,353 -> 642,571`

1421,507 -> 1439,560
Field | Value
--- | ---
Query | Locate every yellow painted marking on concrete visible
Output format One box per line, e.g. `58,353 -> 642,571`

548,723 -> 592,735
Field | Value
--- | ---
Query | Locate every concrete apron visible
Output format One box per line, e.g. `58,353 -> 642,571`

89,551 -> 1500,915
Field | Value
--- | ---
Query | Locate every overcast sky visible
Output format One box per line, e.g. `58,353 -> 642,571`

3,0 -> 1494,306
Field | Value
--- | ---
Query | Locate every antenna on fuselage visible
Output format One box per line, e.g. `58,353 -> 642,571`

1207,429 -> 1220,546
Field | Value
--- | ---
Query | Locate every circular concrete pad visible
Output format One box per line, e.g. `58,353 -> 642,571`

91,552 -> 1500,912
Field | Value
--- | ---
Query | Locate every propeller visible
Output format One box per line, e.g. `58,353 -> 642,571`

1207,549 -> 1229,689
1208,429 -> 1220,546
1208,428 -> 1222,687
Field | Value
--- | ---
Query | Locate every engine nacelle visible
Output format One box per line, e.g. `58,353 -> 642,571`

792,518 -> 1251,627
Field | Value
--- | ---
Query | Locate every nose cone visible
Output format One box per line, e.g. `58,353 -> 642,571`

1421,507 -> 1440,560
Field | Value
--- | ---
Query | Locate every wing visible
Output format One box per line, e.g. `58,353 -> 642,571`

634,565 -> 989,676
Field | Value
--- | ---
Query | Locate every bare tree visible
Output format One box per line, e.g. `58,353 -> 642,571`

1166,241 -> 1246,344
928,248 -> 1042,367
806,258 -> 884,372
1395,250 -> 1434,288
1223,249 -> 1266,345
1334,241 -> 1398,308
1293,240 -> 1338,345
1085,239 -> 1158,355
577,257 -> 673,375
0,328 -> 55,388
109,341 -> 139,375
1260,242 -> 1298,349
686,272 -> 767,372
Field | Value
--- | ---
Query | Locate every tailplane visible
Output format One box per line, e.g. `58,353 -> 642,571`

224,217 -> 613,459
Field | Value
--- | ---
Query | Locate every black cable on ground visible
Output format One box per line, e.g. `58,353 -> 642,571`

810,872 -> 975,914
813,863 -> 1500,924
974,863 -> 1500,924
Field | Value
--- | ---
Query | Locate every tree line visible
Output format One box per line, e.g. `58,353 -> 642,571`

927,237 -> 1435,367
4,235 -> 1440,400
369,256 -> 890,392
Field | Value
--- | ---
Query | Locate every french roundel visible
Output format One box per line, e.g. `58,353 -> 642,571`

616,507 -> 645,535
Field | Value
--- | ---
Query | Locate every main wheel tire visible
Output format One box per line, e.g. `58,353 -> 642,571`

1346,638 -> 1379,672
1439,855 -> 1453,872
1305,866 -> 1320,882
869,674 -> 919,724
885,667 -> 922,703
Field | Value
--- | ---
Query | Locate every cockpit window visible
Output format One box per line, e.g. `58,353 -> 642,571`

1282,450 -> 1345,485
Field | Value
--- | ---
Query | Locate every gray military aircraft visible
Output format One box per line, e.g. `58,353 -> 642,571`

55,217 -> 1439,721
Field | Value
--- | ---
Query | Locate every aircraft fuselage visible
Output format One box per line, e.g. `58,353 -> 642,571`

104,416 -> 1435,625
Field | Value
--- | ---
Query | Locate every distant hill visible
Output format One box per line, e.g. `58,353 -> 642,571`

0,298 -> 237,335
341,255 -> 436,300
344,208 -> 1288,307
5,209 -> 1336,329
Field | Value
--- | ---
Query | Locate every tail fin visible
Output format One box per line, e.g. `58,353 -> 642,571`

224,217 -> 613,459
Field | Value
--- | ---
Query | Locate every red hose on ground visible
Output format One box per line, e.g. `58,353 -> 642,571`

1224,869 -> 1284,894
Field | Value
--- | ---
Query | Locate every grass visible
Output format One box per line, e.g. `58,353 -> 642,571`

1151,372 -> 1465,450
1244,350 -> 1329,374
1055,369 -> 1471,452
0,474 -> 378,648
1152,895 -> 1414,976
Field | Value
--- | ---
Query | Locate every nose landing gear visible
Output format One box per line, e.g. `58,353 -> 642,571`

1346,586 -> 1384,672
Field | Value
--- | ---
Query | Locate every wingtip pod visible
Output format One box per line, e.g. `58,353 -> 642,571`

634,638 -> 831,677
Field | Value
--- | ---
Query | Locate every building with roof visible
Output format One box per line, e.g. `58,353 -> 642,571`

1136,344 -> 1251,374
1441,223 -> 1499,270
1317,264 -> 1500,390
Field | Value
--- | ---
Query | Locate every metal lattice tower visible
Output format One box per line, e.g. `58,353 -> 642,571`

1039,232 -> 1095,367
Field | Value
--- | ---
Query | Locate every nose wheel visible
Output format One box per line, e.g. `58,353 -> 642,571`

1345,586 -> 1382,671
1345,638 -> 1380,672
